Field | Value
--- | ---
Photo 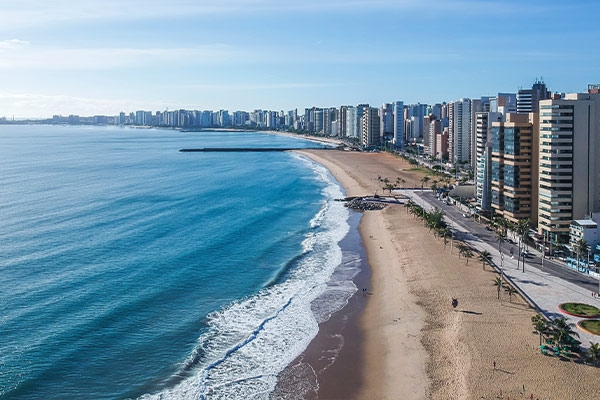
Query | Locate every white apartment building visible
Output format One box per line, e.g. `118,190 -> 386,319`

538,91 -> 600,243
448,99 -> 472,165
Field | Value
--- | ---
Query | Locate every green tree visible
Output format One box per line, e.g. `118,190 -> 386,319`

531,314 -> 551,346
504,285 -> 518,302
550,317 -> 579,350
576,238 -> 589,271
493,276 -> 504,300
441,227 -> 451,247
430,180 -> 438,192
463,247 -> 473,264
587,342 -> 600,367
495,228 -> 507,257
396,177 -> 405,189
425,208 -> 446,233
421,176 -> 430,191
457,243 -> 467,260
384,183 -> 394,195
478,250 -> 492,270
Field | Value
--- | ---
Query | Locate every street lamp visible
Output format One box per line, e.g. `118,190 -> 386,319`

500,252 -> 504,306
450,220 -> 454,254
541,231 -> 547,272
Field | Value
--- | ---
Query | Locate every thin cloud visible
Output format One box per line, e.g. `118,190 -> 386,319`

164,82 -> 352,91
0,44 -> 251,70
0,39 -> 29,49
0,0 -> 546,29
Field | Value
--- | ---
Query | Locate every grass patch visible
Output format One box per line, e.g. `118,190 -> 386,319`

559,302 -> 600,318
579,319 -> 600,335
406,166 -> 429,174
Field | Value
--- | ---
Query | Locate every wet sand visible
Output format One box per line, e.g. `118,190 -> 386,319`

297,149 -> 600,400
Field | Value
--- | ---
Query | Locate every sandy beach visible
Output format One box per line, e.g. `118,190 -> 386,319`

298,149 -> 600,400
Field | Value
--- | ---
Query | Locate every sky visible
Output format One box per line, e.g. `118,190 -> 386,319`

1,0 -> 599,118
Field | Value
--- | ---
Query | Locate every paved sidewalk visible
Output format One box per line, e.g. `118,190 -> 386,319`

406,190 -> 600,349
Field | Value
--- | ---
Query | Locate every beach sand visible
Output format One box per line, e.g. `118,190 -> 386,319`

298,149 -> 600,400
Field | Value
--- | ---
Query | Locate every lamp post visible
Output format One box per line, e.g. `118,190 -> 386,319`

450,220 -> 454,254
541,231 -> 546,272
500,252 -> 504,306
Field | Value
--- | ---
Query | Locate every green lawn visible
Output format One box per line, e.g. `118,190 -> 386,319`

406,166 -> 429,174
559,302 -> 600,318
579,319 -> 600,335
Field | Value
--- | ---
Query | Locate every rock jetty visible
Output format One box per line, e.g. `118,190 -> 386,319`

341,196 -> 387,211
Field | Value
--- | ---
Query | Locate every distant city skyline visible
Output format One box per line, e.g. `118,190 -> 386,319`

1,0 -> 598,118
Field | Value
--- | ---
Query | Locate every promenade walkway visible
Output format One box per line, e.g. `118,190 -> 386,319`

406,190 -> 600,350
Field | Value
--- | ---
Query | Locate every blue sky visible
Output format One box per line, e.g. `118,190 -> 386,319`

1,0 -> 598,118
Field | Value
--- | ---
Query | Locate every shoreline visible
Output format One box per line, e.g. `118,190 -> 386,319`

272,210 -> 369,400
296,149 -> 429,399
294,149 -> 600,400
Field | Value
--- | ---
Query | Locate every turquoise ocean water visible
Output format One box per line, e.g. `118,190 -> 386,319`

0,125 -> 361,399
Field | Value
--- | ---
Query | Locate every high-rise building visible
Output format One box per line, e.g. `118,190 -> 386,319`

313,108 -> 324,134
475,111 -> 503,210
436,128 -> 449,160
361,106 -> 380,148
491,113 -> 539,224
426,117 -> 442,157
323,108 -> 334,136
380,103 -> 394,145
537,91 -> 600,244
393,101 -> 405,149
491,93 -> 517,114
448,99 -> 472,165
405,103 -> 428,140
345,106 -> 359,139
517,79 -> 551,114
423,115 -> 432,155
339,106 -> 348,137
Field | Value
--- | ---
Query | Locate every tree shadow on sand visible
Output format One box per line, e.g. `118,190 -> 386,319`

456,309 -> 483,315
493,368 -> 515,375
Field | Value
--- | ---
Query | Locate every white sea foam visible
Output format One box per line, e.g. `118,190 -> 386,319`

140,155 -> 354,400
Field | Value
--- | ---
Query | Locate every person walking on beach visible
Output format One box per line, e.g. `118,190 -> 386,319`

493,360 -> 496,370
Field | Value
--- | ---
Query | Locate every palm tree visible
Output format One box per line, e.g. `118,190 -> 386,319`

493,276 -> 503,300
425,208 -> 446,233
441,227 -> 451,247
587,342 -> 600,367
514,218 -> 529,272
420,176 -> 430,191
576,238 -> 589,271
495,228 -> 507,256
396,177 -> 405,189
550,317 -> 579,350
380,177 -> 391,195
552,240 -> 567,261
384,182 -> 394,195
457,243 -> 467,259
430,180 -> 439,192
460,246 -> 473,264
478,250 -> 492,270
531,314 -> 551,346
404,200 -> 414,214
494,216 -> 509,237
504,286 -> 518,302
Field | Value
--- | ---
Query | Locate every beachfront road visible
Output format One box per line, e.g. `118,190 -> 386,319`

415,190 -> 600,295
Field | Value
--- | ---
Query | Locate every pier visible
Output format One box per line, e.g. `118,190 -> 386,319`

179,147 -> 333,152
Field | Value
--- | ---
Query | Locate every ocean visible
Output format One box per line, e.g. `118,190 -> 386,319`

0,125 -> 362,399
